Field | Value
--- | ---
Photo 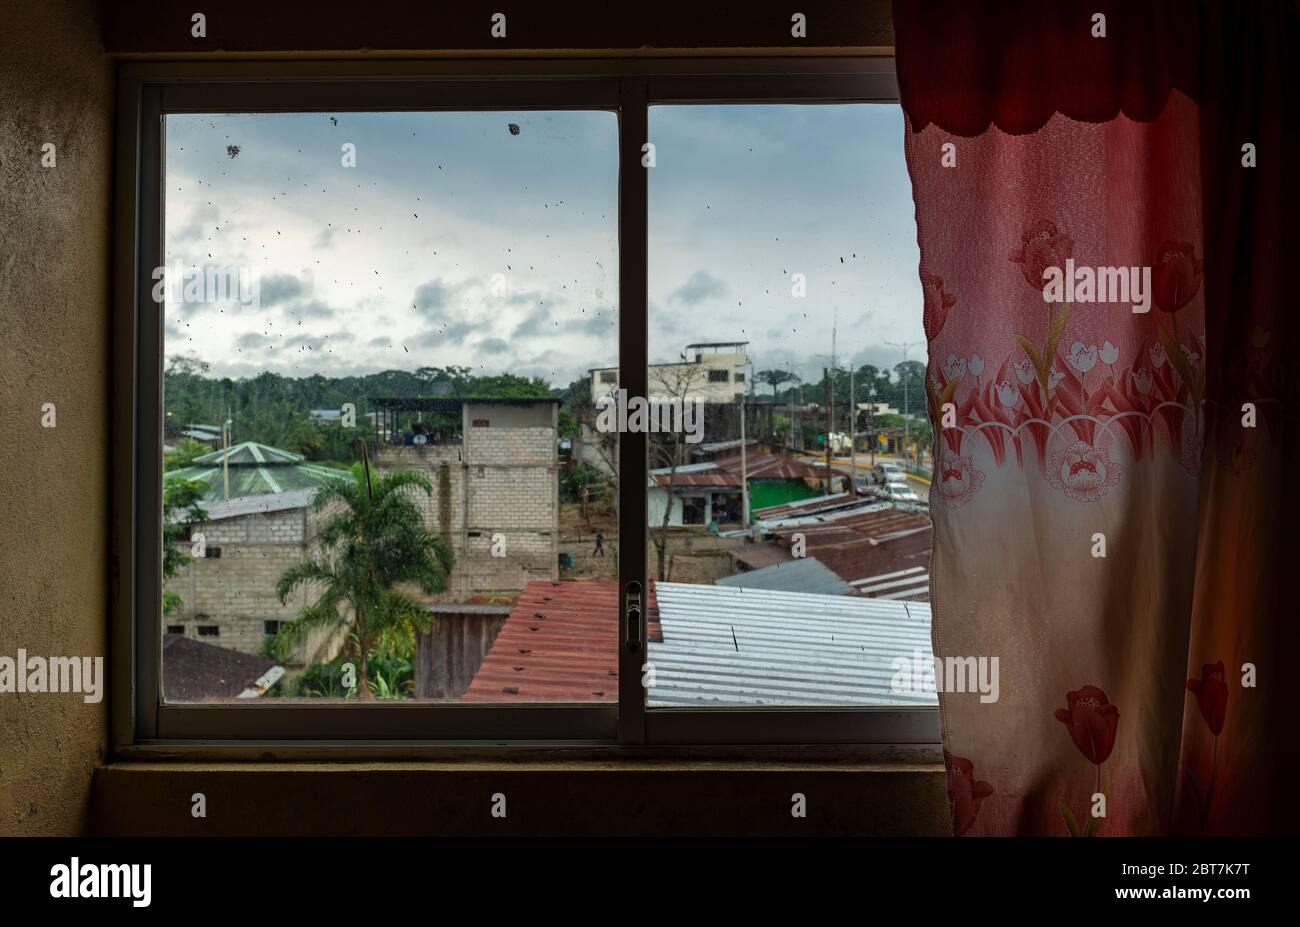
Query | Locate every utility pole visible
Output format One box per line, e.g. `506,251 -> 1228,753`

885,340 -> 922,471
793,387 -> 800,452
222,416 -> 232,501
849,363 -> 857,493
829,311 -> 837,462
739,394 -> 750,525
869,386 -> 878,466
788,379 -> 796,452
823,368 -> 833,493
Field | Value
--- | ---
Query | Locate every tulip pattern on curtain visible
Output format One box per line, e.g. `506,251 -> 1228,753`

894,0 -> 1298,836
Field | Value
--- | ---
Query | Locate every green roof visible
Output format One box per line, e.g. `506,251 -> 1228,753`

165,441 -> 350,502
191,441 -> 305,466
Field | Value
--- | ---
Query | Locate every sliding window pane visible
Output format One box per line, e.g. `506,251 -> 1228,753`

644,103 -> 936,708
160,110 -> 619,703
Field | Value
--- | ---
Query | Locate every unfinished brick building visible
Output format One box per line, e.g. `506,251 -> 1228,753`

162,487 -> 345,665
372,397 -> 561,600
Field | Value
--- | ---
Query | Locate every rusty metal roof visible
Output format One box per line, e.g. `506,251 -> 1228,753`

461,580 -> 660,702
730,541 -> 794,571
655,471 -> 742,489
752,492 -> 862,521
649,462 -> 743,489
711,452 -> 827,481
760,500 -> 933,602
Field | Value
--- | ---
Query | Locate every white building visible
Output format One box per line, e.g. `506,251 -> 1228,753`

646,462 -> 743,528
589,341 -> 750,406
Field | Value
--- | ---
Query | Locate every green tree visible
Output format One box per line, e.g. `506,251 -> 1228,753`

270,458 -> 454,698
162,478 -> 209,615
466,373 -> 552,399
164,437 -> 211,471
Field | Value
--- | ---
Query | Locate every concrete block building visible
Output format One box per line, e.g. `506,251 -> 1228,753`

372,397 -> 561,600
163,487 -> 344,664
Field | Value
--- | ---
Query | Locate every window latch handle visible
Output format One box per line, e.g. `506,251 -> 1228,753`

624,580 -> 643,652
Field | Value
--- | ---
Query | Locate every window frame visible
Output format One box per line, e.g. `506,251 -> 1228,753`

112,56 -> 940,755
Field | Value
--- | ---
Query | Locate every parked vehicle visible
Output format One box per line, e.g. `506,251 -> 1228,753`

885,482 -> 922,504
873,462 -> 907,486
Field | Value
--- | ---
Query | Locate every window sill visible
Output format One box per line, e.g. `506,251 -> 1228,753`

92,754 -> 948,836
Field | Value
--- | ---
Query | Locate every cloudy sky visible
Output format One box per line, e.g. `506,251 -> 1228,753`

164,104 -> 924,388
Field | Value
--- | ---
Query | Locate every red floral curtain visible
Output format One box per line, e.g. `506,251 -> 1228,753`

895,0 -> 1299,836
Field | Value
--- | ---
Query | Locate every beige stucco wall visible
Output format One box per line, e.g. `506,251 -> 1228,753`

0,1 -> 943,839
0,0 -> 113,835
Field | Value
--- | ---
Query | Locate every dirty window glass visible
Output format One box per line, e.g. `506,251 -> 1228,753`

643,103 -> 937,708
160,111 -> 619,704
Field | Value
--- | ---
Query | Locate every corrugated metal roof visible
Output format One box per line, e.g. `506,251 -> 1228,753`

756,498 -> 933,603
730,541 -> 792,571
695,437 -> 759,454
648,583 -> 937,706
850,565 -> 931,600
649,462 -> 743,489
712,452 -> 827,481
192,441 -> 305,466
173,487 -> 316,523
461,580 -> 936,707
654,471 -> 743,489
752,492 -> 862,522
180,428 -> 221,441
715,557 -> 854,596
461,580 -> 660,702
165,441 -> 350,503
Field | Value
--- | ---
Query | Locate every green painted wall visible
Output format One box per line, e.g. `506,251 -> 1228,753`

748,479 -> 819,512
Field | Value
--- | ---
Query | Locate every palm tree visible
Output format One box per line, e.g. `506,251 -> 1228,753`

756,368 -> 798,401
272,453 -> 453,699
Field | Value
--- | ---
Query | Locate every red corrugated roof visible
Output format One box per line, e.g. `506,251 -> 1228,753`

462,580 -> 660,702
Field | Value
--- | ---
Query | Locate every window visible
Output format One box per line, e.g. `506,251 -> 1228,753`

166,625 -> 185,635
644,101 -> 934,731
159,103 -> 619,719
117,60 -> 936,747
